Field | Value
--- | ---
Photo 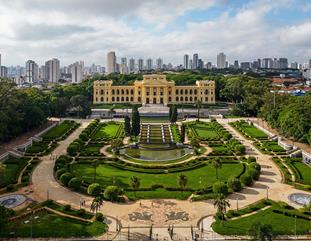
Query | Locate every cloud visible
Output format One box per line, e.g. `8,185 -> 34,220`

0,0 -> 310,66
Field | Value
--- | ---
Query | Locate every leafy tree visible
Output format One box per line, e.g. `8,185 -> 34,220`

234,144 -> 246,155
70,94 -> 91,117
213,194 -> 230,224
195,99 -> 202,121
59,172 -> 74,186
130,176 -> 140,197
227,177 -> 242,192
178,174 -> 188,194
0,205 -> 14,230
104,185 -> 121,202
68,177 -> 82,190
169,105 -> 178,123
212,158 -> 222,179
180,125 -> 185,143
131,106 -> 140,136
212,181 -> 228,195
248,221 -> 274,241
240,173 -> 253,186
90,196 -> 104,214
124,116 -> 131,136
87,183 -> 102,196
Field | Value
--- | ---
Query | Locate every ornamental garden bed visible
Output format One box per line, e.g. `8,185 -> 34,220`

91,121 -> 124,141
283,157 -> 311,186
212,201 -> 310,236
42,120 -> 79,141
230,120 -> 268,139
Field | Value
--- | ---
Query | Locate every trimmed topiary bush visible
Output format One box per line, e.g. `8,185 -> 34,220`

249,162 -> 261,171
240,173 -> 253,186
104,185 -> 121,202
227,177 -> 242,192
56,168 -> 67,179
68,177 -> 82,190
247,168 -> 260,181
235,144 -> 246,155
59,172 -> 74,186
87,183 -> 102,196
212,181 -> 228,195
95,213 -> 104,222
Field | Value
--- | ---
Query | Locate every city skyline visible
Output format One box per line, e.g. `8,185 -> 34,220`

0,0 -> 311,66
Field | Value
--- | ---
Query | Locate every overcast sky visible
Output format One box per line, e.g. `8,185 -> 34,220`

0,0 -> 311,66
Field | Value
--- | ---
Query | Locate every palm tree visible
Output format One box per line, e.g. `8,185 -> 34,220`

212,158 -> 222,179
213,194 -> 230,224
178,174 -> 188,194
92,160 -> 100,182
130,176 -> 140,197
90,196 -> 104,214
195,99 -> 202,121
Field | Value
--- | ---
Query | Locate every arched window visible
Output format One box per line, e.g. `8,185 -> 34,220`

121,96 -> 124,101
121,89 -> 124,95
100,97 -> 104,101
117,97 -> 120,101
194,89 -> 197,95
100,90 -> 104,95
189,89 -> 192,95
168,97 -> 172,102
112,89 -> 115,94
190,96 -> 193,102
130,97 -> 133,101
112,97 -> 115,101
180,89 -> 183,95
185,96 -> 188,101
131,89 -> 134,95
126,89 -> 129,95
180,97 -> 183,101
126,97 -> 129,101
176,89 -> 179,95
185,89 -> 188,95
205,89 -> 208,95
117,89 -> 120,95
176,97 -> 179,101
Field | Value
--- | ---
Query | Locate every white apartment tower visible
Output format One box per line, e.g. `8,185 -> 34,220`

45,58 -> 60,82
70,62 -> 84,83
107,51 -> 116,74
217,52 -> 226,69
183,54 -> 189,69
129,58 -> 135,72
25,60 -> 39,83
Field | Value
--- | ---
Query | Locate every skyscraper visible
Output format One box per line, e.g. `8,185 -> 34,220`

156,58 -> 163,70
193,53 -> 199,70
107,51 -> 116,74
129,58 -> 135,73
45,58 -> 60,82
70,62 -> 84,83
120,57 -> 128,74
308,59 -> 311,69
262,58 -> 273,69
25,60 -> 39,83
234,60 -> 239,69
138,59 -> 144,71
0,54 -> 2,77
217,52 -> 226,69
146,58 -> 153,70
279,58 -> 288,69
198,59 -> 204,69
183,54 -> 189,69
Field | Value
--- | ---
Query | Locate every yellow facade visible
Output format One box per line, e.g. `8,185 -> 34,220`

93,74 -> 215,105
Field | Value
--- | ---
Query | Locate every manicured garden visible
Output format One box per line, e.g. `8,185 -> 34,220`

91,121 -> 124,141
284,157 -> 311,186
230,120 -> 268,139
212,201 -> 311,235
42,120 -> 78,141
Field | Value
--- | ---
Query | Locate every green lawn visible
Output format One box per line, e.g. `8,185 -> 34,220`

92,122 -> 123,140
71,162 -> 244,198
262,141 -> 285,153
42,121 -> 74,140
189,122 -> 220,140
25,142 -> 49,154
232,121 -> 268,139
0,157 -> 28,188
80,143 -> 103,156
292,162 -> 311,185
170,124 -> 181,143
212,207 -> 310,235
0,210 -> 106,238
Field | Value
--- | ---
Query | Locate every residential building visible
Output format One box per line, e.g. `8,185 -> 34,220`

279,58 -> 288,69
45,58 -> 60,82
156,58 -> 163,70
69,62 -> 84,83
129,58 -> 135,73
107,51 -> 116,74
241,62 -> 251,70
93,74 -> 215,105
290,62 -> 298,69
233,60 -> 239,69
309,59 -> 311,69
138,59 -> 144,71
198,59 -> 204,69
262,58 -> 273,68
217,52 -> 226,69
183,54 -> 189,69
25,60 -> 39,83
120,57 -> 128,74
1,66 -> 8,78
146,58 -> 153,70
192,53 -> 199,70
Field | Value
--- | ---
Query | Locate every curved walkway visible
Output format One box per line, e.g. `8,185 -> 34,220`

9,118 -> 310,240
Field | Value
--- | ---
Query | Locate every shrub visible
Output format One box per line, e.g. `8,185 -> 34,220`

104,185 -> 121,202
68,177 -> 82,190
64,204 -> 71,211
87,183 -> 102,196
227,177 -> 242,192
56,168 -> 67,179
247,156 -> 257,163
212,181 -> 228,195
235,144 -> 246,155
67,144 -> 79,156
79,133 -> 88,141
223,133 -> 232,141
59,172 -> 74,186
95,213 -> 104,222
77,209 -> 86,217
240,173 -> 253,186
249,162 -> 261,171
247,168 -> 260,181
6,184 -> 16,192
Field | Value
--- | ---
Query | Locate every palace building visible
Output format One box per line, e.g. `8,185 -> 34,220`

93,74 -> 215,106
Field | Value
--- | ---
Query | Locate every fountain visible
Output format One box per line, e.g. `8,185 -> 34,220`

288,193 -> 311,206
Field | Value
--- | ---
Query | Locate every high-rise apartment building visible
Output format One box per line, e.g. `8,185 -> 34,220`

70,62 -> 84,83
217,53 -> 226,69
183,54 -> 189,69
290,62 -> 298,69
25,60 -> 39,83
192,53 -> 199,70
129,58 -> 135,73
107,51 -> 116,74
146,58 -> 153,70
308,59 -> 311,69
262,58 -> 273,69
120,57 -> 128,74
279,58 -> 288,69
1,66 -> 8,77
0,53 -> 2,77
138,59 -> 144,71
198,59 -> 204,69
233,60 -> 239,69
156,58 -> 163,70
45,58 -> 60,82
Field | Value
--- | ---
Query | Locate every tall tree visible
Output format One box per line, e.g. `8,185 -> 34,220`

130,176 -> 140,197
124,116 -> 131,136
178,174 -> 187,194
90,196 -> 104,214
213,194 -> 230,224
170,105 -> 178,123
248,221 -> 274,241
212,158 -> 222,179
195,99 -> 202,121
131,106 -> 141,136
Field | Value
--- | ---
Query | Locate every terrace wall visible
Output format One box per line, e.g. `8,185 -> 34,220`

302,150 -> 311,165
